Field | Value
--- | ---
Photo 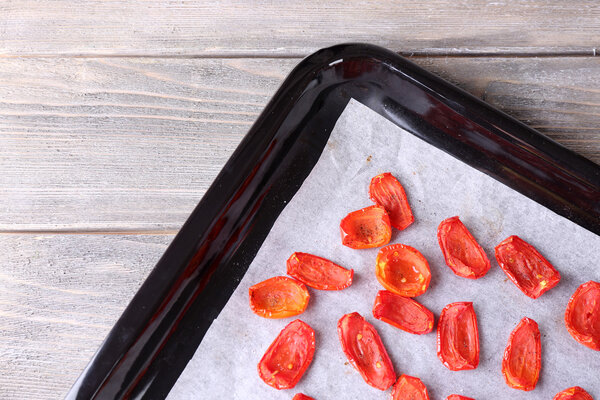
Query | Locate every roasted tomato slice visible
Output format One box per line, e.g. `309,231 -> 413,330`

369,173 -> 414,231
565,280 -> 600,351
340,205 -> 392,249
258,319 -> 315,390
287,252 -> 353,290
337,312 -> 395,390
437,302 -> 479,371
437,216 -> 490,279
553,386 -> 594,400
502,317 -> 541,391
375,244 -> 431,297
446,395 -> 475,400
391,374 -> 430,400
372,290 -> 434,334
495,235 -> 560,299
249,276 -> 309,319
292,394 -> 316,400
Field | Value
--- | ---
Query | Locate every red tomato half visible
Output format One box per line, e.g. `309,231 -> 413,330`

258,319 -> 315,390
502,317 -> 541,391
249,276 -> 309,319
437,302 -> 479,371
437,216 -> 490,279
391,374 -> 430,400
553,386 -> 594,400
375,244 -> 431,297
340,205 -> 392,249
372,290 -> 434,334
369,172 -> 414,231
446,395 -> 475,400
287,252 -> 353,290
495,235 -> 560,299
293,394 -> 316,400
337,312 -> 395,390
565,280 -> 600,351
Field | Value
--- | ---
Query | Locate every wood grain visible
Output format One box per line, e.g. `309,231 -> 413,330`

1,56 -> 599,231
0,57 -> 293,231
0,233 -> 173,399
1,1 -> 600,57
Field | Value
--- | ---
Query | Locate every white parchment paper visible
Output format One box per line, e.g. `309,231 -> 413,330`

168,100 -> 599,400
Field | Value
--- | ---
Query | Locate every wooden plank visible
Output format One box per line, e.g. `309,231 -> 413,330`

1,57 -> 599,231
417,56 -> 600,154
0,233 -> 173,400
0,57 -> 295,231
1,1 -> 599,57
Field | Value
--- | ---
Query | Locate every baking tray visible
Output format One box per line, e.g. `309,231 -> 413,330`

66,43 -> 600,399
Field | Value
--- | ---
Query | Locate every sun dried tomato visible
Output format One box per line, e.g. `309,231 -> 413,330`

391,374 -> 430,400
446,395 -> 475,400
292,394 -> 316,400
337,312 -> 395,390
369,172 -> 414,231
565,280 -> 600,351
287,252 -> 353,290
437,302 -> 479,371
502,317 -> 541,391
372,290 -> 434,334
340,205 -> 392,249
437,216 -> 490,279
258,319 -> 315,390
495,235 -> 560,299
553,386 -> 594,400
249,276 -> 309,318
376,244 -> 431,297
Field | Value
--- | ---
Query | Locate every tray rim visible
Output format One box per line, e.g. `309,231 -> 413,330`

66,43 -> 600,400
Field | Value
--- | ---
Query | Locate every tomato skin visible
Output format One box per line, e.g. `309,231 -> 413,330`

495,235 -> 560,299
437,302 -> 479,371
372,290 -> 434,334
391,374 -> 430,400
292,394 -> 316,400
502,317 -> 541,391
337,312 -> 396,391
340,205 -> 392,249
369,172 -> 414,231
553,386 -> 594,400
375,244 -> 431,297
446,395 -> 475,400
437,216 -> 490,279
286,252 -> 353,290
565,280 -> 600,351
249,276 -> 310,319
257,319 -> 315,390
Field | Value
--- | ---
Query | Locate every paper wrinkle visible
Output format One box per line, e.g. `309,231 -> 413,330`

168,99 -> 599,400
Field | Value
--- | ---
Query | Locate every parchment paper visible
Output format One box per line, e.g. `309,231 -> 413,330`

168,100 -> 599,399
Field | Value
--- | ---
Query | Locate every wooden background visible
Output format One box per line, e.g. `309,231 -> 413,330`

1,1 -> 599,398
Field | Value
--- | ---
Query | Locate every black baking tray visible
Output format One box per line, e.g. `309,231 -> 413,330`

66,43 -> 600,399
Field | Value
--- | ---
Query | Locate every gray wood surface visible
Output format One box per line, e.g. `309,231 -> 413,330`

1,2 -> 599,399
1,1 -> 600,56
0,234 -> 172,400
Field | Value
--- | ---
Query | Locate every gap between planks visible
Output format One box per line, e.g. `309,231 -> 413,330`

0,49 -> 598,59
0,229 -> 179,235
